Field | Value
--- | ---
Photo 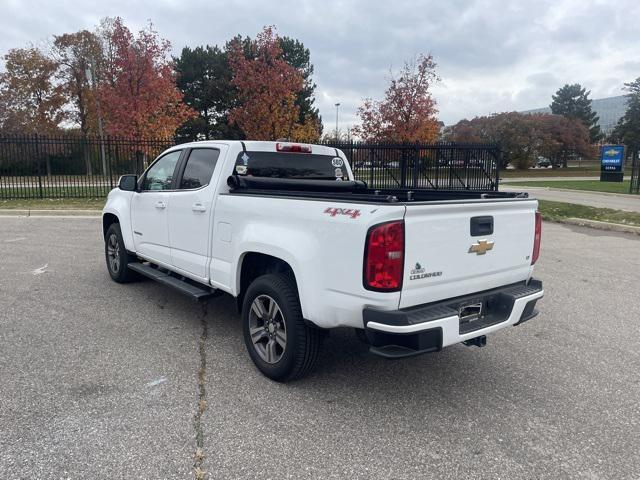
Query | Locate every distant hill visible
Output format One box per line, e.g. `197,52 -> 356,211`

522,95 -> 628,135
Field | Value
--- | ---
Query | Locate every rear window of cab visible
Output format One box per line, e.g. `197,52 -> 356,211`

234,151 -> 348,181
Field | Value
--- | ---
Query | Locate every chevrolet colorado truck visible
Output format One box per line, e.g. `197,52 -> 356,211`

102,141 -> 543,381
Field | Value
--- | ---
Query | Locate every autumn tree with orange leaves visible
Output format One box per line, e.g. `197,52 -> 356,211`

444,112 -> 594,169
227,27 -> 320,142
354,54 -> 440,142
98,18 -> 194,139
0,47 -> 67,135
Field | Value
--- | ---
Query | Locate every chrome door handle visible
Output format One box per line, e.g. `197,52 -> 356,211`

155,201 -> 166,209
192,203 -> 207,212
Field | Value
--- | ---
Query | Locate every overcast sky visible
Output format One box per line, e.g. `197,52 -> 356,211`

1,0 -> 638,131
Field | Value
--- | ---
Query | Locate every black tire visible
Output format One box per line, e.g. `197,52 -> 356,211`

242,273 -> 322,381
104,223 -> 139,283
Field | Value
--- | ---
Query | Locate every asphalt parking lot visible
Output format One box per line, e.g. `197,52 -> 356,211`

1,217 -> 640,479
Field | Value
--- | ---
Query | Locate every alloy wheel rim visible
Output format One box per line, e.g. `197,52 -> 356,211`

248,294 -> 286,364
107,233 -> 120,273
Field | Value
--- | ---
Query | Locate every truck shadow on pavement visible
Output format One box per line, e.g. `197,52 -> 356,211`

192,287 -> 542,410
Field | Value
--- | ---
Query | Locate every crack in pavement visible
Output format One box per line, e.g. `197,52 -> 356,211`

194,301 -> 209,480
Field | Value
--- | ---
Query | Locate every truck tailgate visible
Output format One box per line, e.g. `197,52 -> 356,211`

400,199 -> 537,309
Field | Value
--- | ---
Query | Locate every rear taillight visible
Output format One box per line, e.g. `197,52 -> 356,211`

531,211 -> 542,265
276,143 -> 312,153
364,221 -> 404,291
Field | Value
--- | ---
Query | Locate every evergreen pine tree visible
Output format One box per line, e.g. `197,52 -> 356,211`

550,83 -> 601,143
612,77 -> 640,148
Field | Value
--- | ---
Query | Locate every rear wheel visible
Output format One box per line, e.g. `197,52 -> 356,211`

242,274 -> 322,381
105,223 -> 138,283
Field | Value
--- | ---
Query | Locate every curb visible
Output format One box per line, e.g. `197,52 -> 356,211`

554,217 -> 640,236
0,209 -> 101,217
500,177 -> 599,183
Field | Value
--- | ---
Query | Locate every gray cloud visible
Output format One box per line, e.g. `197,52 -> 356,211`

1,0 -> 638,130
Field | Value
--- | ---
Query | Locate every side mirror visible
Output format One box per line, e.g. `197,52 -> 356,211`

118,174 -> 138,192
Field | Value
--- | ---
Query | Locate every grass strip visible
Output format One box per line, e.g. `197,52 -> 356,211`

538,200 -> 640,227
0,197 -> 106,210
509,180 -> 631,194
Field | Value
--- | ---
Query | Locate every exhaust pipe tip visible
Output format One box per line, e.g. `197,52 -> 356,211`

463,335 -> 487,348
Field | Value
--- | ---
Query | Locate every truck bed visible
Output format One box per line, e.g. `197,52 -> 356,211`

227,176 -> 528,204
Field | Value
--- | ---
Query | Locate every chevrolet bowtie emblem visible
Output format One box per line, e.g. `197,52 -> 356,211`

469,239 -> 494,255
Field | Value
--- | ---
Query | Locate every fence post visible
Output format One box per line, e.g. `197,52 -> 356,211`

412,145 -> 419,188
435,145 -> 440,190
107,136 -> 114,189
399,146 -> 407,187
100,135 -> 107,179
464,147 -> 470,190
34,134 -> 44,199
630,147 -> 639,194
369,148 -> 374,186
82,135 -> 92,176
495,148 -> 502,191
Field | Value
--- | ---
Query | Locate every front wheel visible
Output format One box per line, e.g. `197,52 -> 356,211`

242,274 -> 322,381
104,223 -> 139,283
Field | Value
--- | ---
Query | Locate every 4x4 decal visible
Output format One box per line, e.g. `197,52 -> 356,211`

324,207 -> 361,219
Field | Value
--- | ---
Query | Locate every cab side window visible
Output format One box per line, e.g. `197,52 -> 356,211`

141,151 -> 182,191
179,149 -> 220,189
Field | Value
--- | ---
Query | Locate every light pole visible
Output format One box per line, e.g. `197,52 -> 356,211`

86,61 -> 107,177
334,103 -> 341,141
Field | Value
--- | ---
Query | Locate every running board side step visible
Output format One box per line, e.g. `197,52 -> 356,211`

128,262 -> 217,301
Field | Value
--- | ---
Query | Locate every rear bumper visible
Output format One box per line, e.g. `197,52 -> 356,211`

363,279 -> 543,358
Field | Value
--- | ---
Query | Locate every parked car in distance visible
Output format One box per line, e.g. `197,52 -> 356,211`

535,157 -> 552,168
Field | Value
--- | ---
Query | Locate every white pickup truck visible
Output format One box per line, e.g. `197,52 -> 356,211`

102,140 -> 543,381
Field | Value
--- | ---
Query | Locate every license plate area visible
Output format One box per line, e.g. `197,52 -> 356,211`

455,293 -> 514,334
458,302 -> 483,324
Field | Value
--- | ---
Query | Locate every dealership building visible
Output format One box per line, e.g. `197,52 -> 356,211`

522,95 -> 628,136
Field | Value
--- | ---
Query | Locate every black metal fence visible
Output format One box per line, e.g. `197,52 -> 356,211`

0,135 -> 176,199
325,141 -> 500,191
0,135 -> 501,199
631,147 -> 640,194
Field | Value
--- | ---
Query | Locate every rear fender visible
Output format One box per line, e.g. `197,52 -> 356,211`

234,226 -> 318,320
